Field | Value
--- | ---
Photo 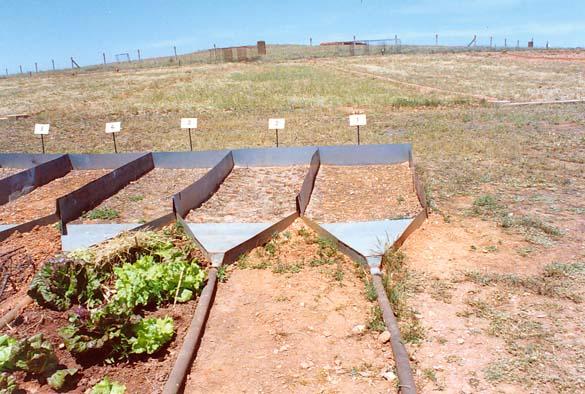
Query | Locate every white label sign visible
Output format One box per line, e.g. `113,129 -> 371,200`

34,124 -> 50,135
105,122 -> 121,133
349,114 -> 367,127
268,118 -> 285,130
181,118 -> 198,129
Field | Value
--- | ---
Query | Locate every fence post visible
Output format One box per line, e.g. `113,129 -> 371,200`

19,65 -> 23,74
490,36 -> 493,48
51,59 -> 55,70
174,46 -> 178,60
35,62 -> 38,73
435,34 -> 438,46
504,38 -> 507,48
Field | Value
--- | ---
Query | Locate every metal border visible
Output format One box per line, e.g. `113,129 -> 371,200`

172,152 -> 234,218
0,155 -> 72,205
296,150 -> 320,215
58,153 -> 154,234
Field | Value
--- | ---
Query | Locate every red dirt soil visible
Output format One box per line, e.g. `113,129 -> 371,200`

0,225 -> 61,308
185,220 -> 393,393
0,170 -> 109,224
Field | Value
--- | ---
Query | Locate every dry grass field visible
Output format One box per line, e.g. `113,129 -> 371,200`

1,49 -> 584,392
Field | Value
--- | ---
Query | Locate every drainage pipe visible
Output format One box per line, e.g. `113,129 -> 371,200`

163,267 -> 218,394
0,295 -> 33,328
372,274 -> 417,394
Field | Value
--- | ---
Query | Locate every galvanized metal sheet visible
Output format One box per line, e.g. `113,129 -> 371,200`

152,151 -> 230,168
68,153 -> 146,169
0,153 -> 62,168
61,223 -> 141,251
58,153 -> 154,228
297,150 -> 320,214
319,219 -> 414,258
0,155 -> 72,205
173,152 -> 234,218
232,146 -> 317,167
318,144 -> 411,165
186,222 -> 274,254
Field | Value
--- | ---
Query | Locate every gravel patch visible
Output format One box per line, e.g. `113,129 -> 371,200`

306,163 -> 421,222
75,168 -> 210,224
187,166 -> 308,223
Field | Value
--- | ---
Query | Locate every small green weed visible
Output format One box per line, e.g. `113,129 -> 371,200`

84,208 -> 119,220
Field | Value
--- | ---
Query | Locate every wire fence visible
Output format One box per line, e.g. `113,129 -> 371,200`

1,35 -> 572,78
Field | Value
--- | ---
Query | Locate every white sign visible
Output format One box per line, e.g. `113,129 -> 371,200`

34,124 -> 50,135
268,118 -> 285,130
105,122 -> 121,133
181,118 -> 198,129
349,114 -> 367,127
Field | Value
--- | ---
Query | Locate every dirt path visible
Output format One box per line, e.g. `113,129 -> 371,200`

306,163 -> 421,222
185,220 -> 393,393
0,170 -> 109,224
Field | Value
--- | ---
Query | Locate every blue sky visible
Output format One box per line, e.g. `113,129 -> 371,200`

1,0 -> 584,73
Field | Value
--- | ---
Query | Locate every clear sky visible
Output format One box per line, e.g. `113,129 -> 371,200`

1,0 -> 584,73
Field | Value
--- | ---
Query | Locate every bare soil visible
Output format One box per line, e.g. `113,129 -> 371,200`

185,220 -> 393,393
74,168 -> 209,224
306,163 -> 421,222
0,167 -> 22,179
399,207 -> 585,393
186,166 -> 308,223
0,170 -> 109,224
0,225 -> 61,309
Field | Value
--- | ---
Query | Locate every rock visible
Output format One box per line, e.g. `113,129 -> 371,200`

457,338 -> 465,344
300,361 -> 314,369
352,324 -> 366,334
378,330 -> 391,343
381,370 -> 396,381
323,331 -> 332,337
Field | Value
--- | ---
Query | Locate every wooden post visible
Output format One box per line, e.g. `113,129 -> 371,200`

174,46 -> 178,60
51,59 -> 55,70
490,36 -> 493,47
504,38 -> 507,48
102,52 -> 106,65
19,65 -> 23,74
137,49 -> 141,61
35,62 -> 38,73
5,68 -> 7,76
435,33 -> 438,46
310,37 -> 312,46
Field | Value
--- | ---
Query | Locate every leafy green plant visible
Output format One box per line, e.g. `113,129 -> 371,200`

0,336 -> 17,371
128,195 -> 144,202
47,368 -> 78,391
90,377 -> 126,394
0,372 -> 17,393
28,257 -> 109,311
130,317 -> 174,355
1,334 -> 58,375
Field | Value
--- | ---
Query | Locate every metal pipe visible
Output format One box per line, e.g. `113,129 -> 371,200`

372,274 -> 417,394
163,267 -> 218,394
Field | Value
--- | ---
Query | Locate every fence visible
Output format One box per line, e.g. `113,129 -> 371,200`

1,35 -> 568,78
